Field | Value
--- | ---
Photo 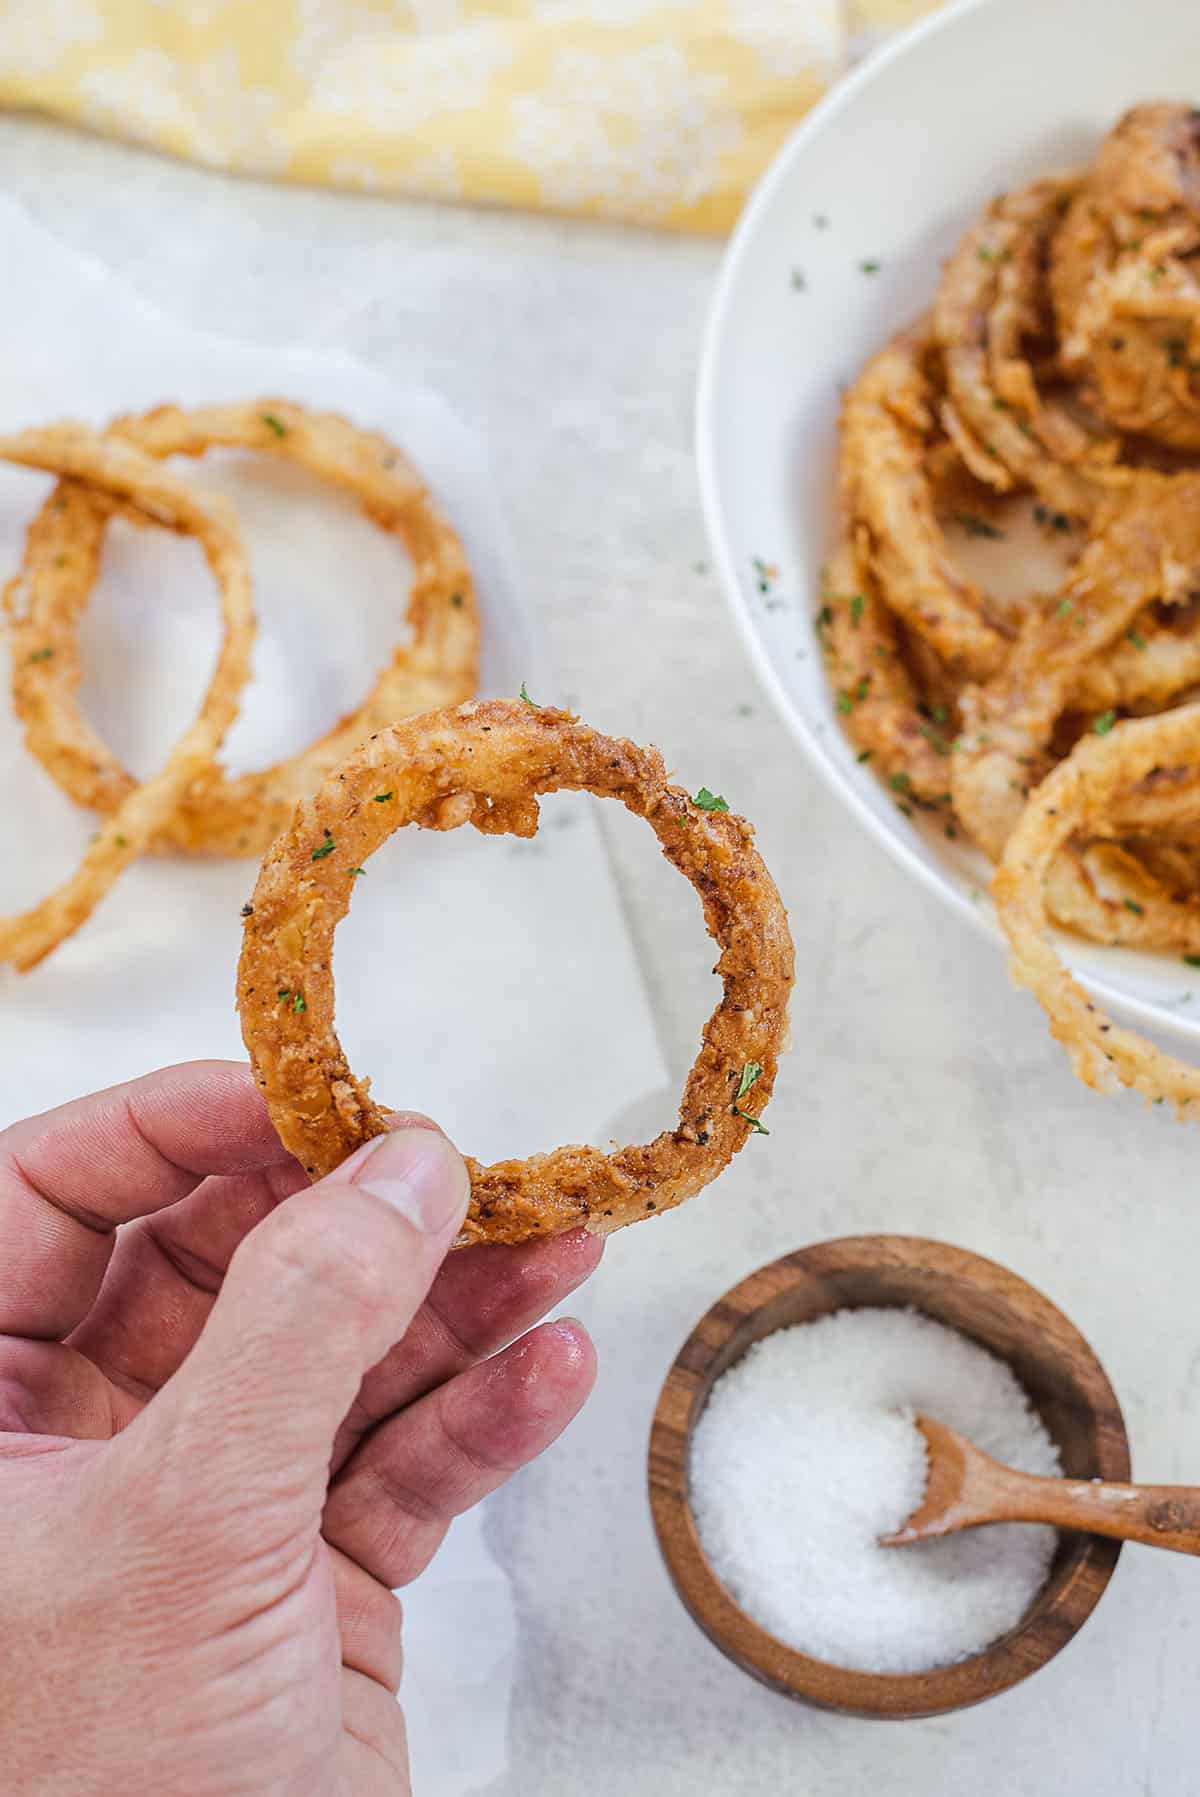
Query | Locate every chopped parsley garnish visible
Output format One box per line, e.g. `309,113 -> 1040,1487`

260,412 -> 288,438
752,555 -> 777,594
954,511 -> 1005,540
1124,899 -> 1144,915
694,787 -> 730,813
895,800 -> 914,818
1183,955 -> 1200,967
1127,629 -> 1147,651
311,831 -> 335,860
930,703 -> 949,725
977,244 -> 997,263
859,260 -> 881,275
373,790 -> 394,802
1033,503 -> 1073,534
27,646 -> 55,663
889,772 -> 912,793
849,593 -> 865,626
856,748 -> 873,764
519,681 -> 540,707
1056,599 -> 1074,618
277,988 -> 290,1002
836,692 -> 854,715
735,1061 -> 762,1101
349,866 -> 367,878
920,722 -> 952,755
732,1061 -> 768,1134
1094,710 -> 1117,735
293,991 -> 307,1014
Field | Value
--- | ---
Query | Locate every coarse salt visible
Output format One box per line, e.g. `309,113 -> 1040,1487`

689,1307 -> 1061,1673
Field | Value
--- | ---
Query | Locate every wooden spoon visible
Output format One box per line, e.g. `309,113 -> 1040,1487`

882,1414 -> 1200,1555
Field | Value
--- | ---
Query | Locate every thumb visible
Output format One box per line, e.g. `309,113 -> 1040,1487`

135,1125 -> 469,1509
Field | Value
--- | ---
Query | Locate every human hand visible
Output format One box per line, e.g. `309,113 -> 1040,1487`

0,1061 -> 600,1795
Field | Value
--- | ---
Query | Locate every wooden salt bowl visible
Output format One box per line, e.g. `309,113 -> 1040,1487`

648,1234 -> 1130,1719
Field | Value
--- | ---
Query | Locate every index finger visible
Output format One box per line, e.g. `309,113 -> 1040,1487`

0,1060 -> 296,1340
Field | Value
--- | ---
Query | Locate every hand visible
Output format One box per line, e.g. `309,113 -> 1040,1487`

0,1061 -> 599,1796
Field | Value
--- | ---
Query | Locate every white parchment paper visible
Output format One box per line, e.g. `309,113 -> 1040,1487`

0,197 -> 667,1796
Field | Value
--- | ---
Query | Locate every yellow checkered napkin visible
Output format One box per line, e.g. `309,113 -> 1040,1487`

0,1 -> 943,231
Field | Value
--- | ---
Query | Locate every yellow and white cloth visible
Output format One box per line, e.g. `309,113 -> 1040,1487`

0,0 -> 941,231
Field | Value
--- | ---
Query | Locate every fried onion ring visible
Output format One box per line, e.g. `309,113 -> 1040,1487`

1052,103 -> 1200,450
237,700 -> 794,1245
8,400 -> 479,858
994,702 -> 1200,1114
816,533 -> 954,804
0,424 -> 254,970
934,177 -> 1111,519
952,471 -> 1200,858
840,333 -> 1010,680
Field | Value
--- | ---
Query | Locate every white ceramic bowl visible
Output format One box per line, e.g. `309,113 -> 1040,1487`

698,0 -> 1200,1041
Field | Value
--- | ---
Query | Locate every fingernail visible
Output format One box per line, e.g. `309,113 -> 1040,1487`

347,1128 -> 469,1236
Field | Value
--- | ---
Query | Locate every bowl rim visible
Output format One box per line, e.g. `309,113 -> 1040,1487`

647,1234 -> 1130,1719
693,0 -> 1200,1047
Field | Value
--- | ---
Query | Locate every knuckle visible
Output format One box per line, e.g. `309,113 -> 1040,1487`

256,1194 -> 392,1320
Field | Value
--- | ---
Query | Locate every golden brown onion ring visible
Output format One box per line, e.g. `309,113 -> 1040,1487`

8,400 -> 479,858
816,533 -> 955,805
1043,838 -> 1200,952
994,702 -> 1200,1114
840,333 -> 1009,681
238,700 -> 795,1245
935,178 -> 1110,519
0,424 -> 254,971
952,472 -> 1200,858
1053,104 -> 1200,450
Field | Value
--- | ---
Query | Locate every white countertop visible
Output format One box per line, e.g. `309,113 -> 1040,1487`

4,114 -> 1198,1796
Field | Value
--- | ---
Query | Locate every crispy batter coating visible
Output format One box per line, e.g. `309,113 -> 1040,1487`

1052,103 -> 1200,450
840,332 -> 1010,681
238,701 -> 795,1245
995,704 -> 1200,1112
0,424 -> 254,970
935,177 -> 1112,519
952,472 -> 1200,858
8,400 -> 478,857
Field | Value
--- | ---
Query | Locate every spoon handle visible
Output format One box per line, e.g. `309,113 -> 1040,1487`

997,1468 -> 1200,1555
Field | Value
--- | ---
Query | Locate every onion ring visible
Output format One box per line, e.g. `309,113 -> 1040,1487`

237,700 -> 794,1245
994,702 -> 1200,1114
934,178 -> 1110,519
8,400 -> 478,858
840,333 -> 1010,680
1052,103 -> 1200,450
816,533 -> 955,805
0,424 -> 254,970
952,471 -> 1200,858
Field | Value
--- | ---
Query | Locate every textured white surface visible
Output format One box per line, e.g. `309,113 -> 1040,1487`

1,110 -> 1199,1796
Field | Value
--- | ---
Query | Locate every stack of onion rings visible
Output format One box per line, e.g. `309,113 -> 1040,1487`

829,102 -> 1200,978
237,700 -> 795,1245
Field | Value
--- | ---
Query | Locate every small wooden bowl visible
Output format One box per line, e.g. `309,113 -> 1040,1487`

648,1235 -> 1130,1719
